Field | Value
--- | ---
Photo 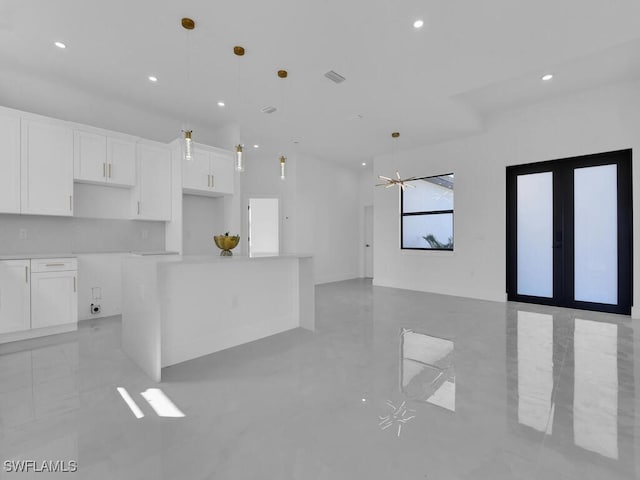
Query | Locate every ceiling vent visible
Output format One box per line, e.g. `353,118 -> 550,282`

261,106 -> 277,114
324,70 -> 346,84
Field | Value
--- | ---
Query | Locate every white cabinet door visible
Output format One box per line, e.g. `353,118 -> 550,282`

134,143 -> 172,220
21,119 -> 74,216
210,151 -> 235,195
74,130 -> 107,183
0,114 -> 21,213
107,137 -> 136,187
31,270 -> 78,329
0,260 -> 30,334
182,150 -> 211,191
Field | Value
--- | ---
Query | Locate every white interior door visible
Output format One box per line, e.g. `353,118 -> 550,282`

364,206 -> 373,278
248,198 -> 279,256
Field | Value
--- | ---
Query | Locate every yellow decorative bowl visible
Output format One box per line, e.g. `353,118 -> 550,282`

214,235 -> 240,256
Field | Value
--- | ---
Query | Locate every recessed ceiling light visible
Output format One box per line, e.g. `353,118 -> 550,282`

253,144 -> 259,148
362,162 -> 367,166
542,73 -> 553,81
413,19 -> 424,29
54,41 -> 66,49
148,76 -> 158,83
217,101 -> 225,107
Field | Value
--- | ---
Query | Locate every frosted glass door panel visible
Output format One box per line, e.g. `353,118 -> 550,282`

517,172 -> 553,297
574,165 -> 617,304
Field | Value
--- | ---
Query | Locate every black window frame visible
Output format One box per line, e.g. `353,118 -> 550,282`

400,173 -> 455,251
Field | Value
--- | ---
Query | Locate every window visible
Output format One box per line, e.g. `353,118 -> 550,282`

401,173 -> 454,250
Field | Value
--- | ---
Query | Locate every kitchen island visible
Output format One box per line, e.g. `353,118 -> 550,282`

121,254 -> 314,381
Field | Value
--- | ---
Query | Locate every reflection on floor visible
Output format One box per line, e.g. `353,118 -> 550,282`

0,278 -> 638,479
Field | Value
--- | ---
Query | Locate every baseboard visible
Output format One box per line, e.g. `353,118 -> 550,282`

372,277 -> 507,303
0,323 -> 77,345
315,273 -> 360,285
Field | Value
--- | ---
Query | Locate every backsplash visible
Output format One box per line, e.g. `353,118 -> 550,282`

0,215 -> 165,254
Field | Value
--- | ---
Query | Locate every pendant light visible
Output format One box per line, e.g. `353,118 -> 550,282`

234,46 -> 246,172
181,17 -> 195,161
183,129 -> 193,162
277,69 -> 289,180
235,144 -> 244,172
375,132 -> 418,190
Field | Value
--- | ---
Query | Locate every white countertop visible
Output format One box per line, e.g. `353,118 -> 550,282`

0,251 -> 178,260
0,253 -> 78,260
123,253 -> 313,265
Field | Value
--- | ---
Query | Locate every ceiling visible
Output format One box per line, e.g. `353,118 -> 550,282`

1,0 -> 640,167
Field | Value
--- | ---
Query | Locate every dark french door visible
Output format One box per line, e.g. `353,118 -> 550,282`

506,149 -> 632,315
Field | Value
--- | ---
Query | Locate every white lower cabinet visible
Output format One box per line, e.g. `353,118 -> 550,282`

31,271 -> 78,329
0,257 -> 77,343
0,260 -> 31,334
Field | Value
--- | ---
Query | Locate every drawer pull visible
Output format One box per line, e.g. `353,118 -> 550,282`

25,266 -> 28,283
73,276 -> 76,292
45,263 -> 66,267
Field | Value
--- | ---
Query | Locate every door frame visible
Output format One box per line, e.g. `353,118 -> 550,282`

506,149 -> 632,315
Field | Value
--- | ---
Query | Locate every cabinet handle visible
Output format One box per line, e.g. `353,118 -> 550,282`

73,276 -> 76,293
25,266 -> 28,283
108,163 -> 112,178
210,174 -> 214,188
69,195 -> 73,211
207,174 -> 211,187
45,263 -> 65,267
137,201 -> 140,215
103,162 -> 106,178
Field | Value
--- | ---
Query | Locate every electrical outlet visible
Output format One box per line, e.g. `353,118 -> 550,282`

90,303 -> 101,314
141,229 -> 149,239
91,287 -> 102,300
19,229 -> 27,240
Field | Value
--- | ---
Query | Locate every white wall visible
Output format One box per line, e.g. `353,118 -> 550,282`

182,195 -> 225,255
374,79 -> 640,316
0,214 -> 164,254
242,151 -> 361,284
295,154 -> 361,284
77,253 -> 131,320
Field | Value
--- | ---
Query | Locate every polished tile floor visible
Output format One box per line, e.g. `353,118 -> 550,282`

0,279 -> 638,479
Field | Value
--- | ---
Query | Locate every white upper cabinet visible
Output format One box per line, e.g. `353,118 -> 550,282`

74,129 -> 136,187
133,141 -> 172,221
182,149 -> 211,192
21,118 -> 74,216
182,144 -> 234,196
210,150 -> 234,195
0,113 -> 21,214
107,137 -> 136,186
